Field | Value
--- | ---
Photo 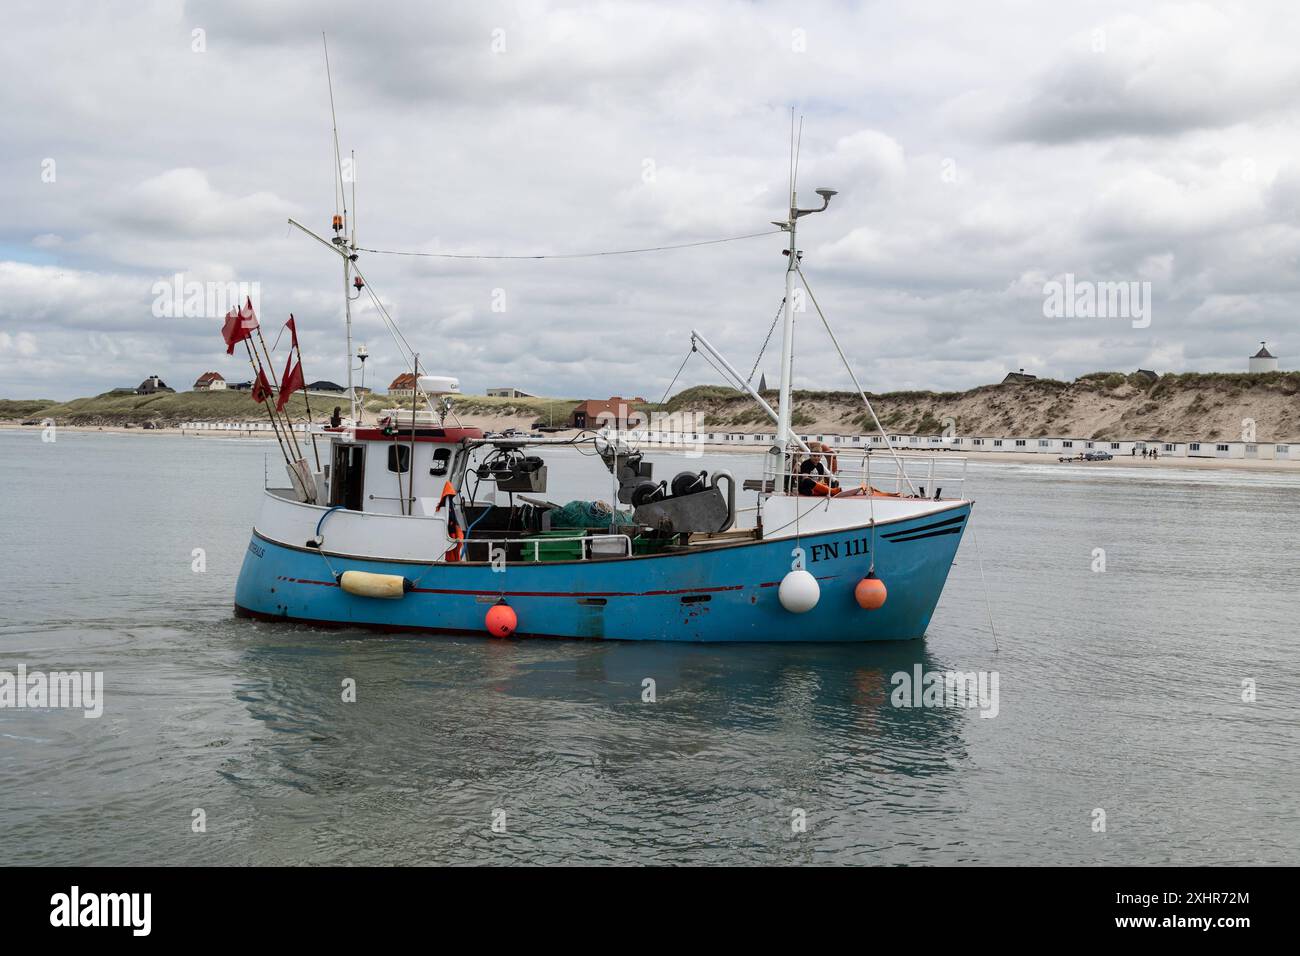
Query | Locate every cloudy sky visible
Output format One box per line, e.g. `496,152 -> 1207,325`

3,0 -> 1298,400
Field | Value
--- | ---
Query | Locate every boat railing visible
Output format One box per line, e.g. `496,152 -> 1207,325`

761,452 -> 969,500
461,532 -> 635,562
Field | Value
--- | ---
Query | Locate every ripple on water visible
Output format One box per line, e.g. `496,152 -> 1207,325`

1,433 -> 1298,863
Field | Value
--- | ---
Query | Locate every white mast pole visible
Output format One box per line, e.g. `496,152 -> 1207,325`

343,255 -> 355,422
775,199 -> 797,457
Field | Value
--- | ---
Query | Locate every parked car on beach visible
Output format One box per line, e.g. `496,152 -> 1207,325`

1084,450 -> 1113,461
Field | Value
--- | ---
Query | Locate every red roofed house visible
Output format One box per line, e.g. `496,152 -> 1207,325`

571,396 -> 646,430
193,371 -> 226,391
389,372 -> 422,399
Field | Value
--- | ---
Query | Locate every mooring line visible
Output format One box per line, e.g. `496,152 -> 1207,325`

969,519 -> 1000,652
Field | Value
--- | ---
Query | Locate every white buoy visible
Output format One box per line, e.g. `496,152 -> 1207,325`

778,569 -> 820,613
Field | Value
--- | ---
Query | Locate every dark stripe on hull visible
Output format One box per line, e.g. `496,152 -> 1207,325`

880,514 -> 967,540
884,527 -> 965,543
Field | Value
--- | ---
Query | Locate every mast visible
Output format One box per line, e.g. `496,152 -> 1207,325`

323,33 -> 357,423
343,250 -> 355,421
772,190 -> 836,460
775,196 -> 798,456
349,149 -> 358,423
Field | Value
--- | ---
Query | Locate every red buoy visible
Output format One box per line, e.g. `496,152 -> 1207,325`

485,601 -> 517,637
855,574 -> 887,610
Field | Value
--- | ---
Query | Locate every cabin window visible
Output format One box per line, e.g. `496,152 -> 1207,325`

1278,445 -> 1290,453
1164,444 -> 1174,452
1216,444 -> 1229,452
972,438 -> 983,446
1189,443 -> 1200,451
1015,440 -> 1026,447
993,439 -> 1003,447
387,444 -> 411,473
1038,440 -> 1049,447
1062,441 -> 1073,448
1110,443 -> 1120,449
430,447 -> 452,476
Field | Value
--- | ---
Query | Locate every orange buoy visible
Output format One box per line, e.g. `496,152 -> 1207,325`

855,574 -> 887,610
485,601 -> 517,637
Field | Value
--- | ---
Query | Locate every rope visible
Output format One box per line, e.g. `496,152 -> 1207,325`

311,505 -> 346,578
868,487 -> 877,574
796,266 -> 918,495
658,347 -> 695,406
696,350 -> 736,392
761,495 -> 830,538
352,263 -> 418,365
746,297 -> 786,385
356,229 -> 781,261
969,519 -> 1000,652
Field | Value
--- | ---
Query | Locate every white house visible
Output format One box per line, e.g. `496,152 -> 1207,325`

1188,441 -> 1246,459
1249,342 -> 1279,373
388,372 -> 422,400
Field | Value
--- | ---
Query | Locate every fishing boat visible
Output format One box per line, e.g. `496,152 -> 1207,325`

230,126 -> 973,642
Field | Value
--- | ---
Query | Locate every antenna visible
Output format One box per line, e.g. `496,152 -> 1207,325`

788,108 -> 795,209
323,33 -> 347,231
792,114 -> 804,199
321,34 -> 358,423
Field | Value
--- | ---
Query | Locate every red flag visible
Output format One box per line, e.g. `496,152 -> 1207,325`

251,367 -> 273,404
285,314 -> 298,352
222,297 -> 259,354
276,359 -> 304,411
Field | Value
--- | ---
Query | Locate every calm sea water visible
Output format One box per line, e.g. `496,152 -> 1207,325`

1,429 -> 1296,865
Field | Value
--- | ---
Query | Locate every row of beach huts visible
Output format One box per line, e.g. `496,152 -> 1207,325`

178,420 -> 1294,460
672,431 -> 1295,460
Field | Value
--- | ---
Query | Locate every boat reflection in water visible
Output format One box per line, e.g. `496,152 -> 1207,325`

223,628 -> 976,863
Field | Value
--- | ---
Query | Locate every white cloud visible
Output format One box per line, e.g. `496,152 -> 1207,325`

1,0 -> 1298,401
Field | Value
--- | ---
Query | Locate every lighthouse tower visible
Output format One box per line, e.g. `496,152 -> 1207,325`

1249,342 -> 1279,373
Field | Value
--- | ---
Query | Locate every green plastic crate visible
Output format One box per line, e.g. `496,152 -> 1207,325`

532,531 -> 585,562
632,537 -> 672,556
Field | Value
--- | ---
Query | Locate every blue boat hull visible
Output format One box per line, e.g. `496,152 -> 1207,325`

234,503 -> 971,642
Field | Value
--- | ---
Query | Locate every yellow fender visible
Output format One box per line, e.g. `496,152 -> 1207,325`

338,570 -> 411,600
